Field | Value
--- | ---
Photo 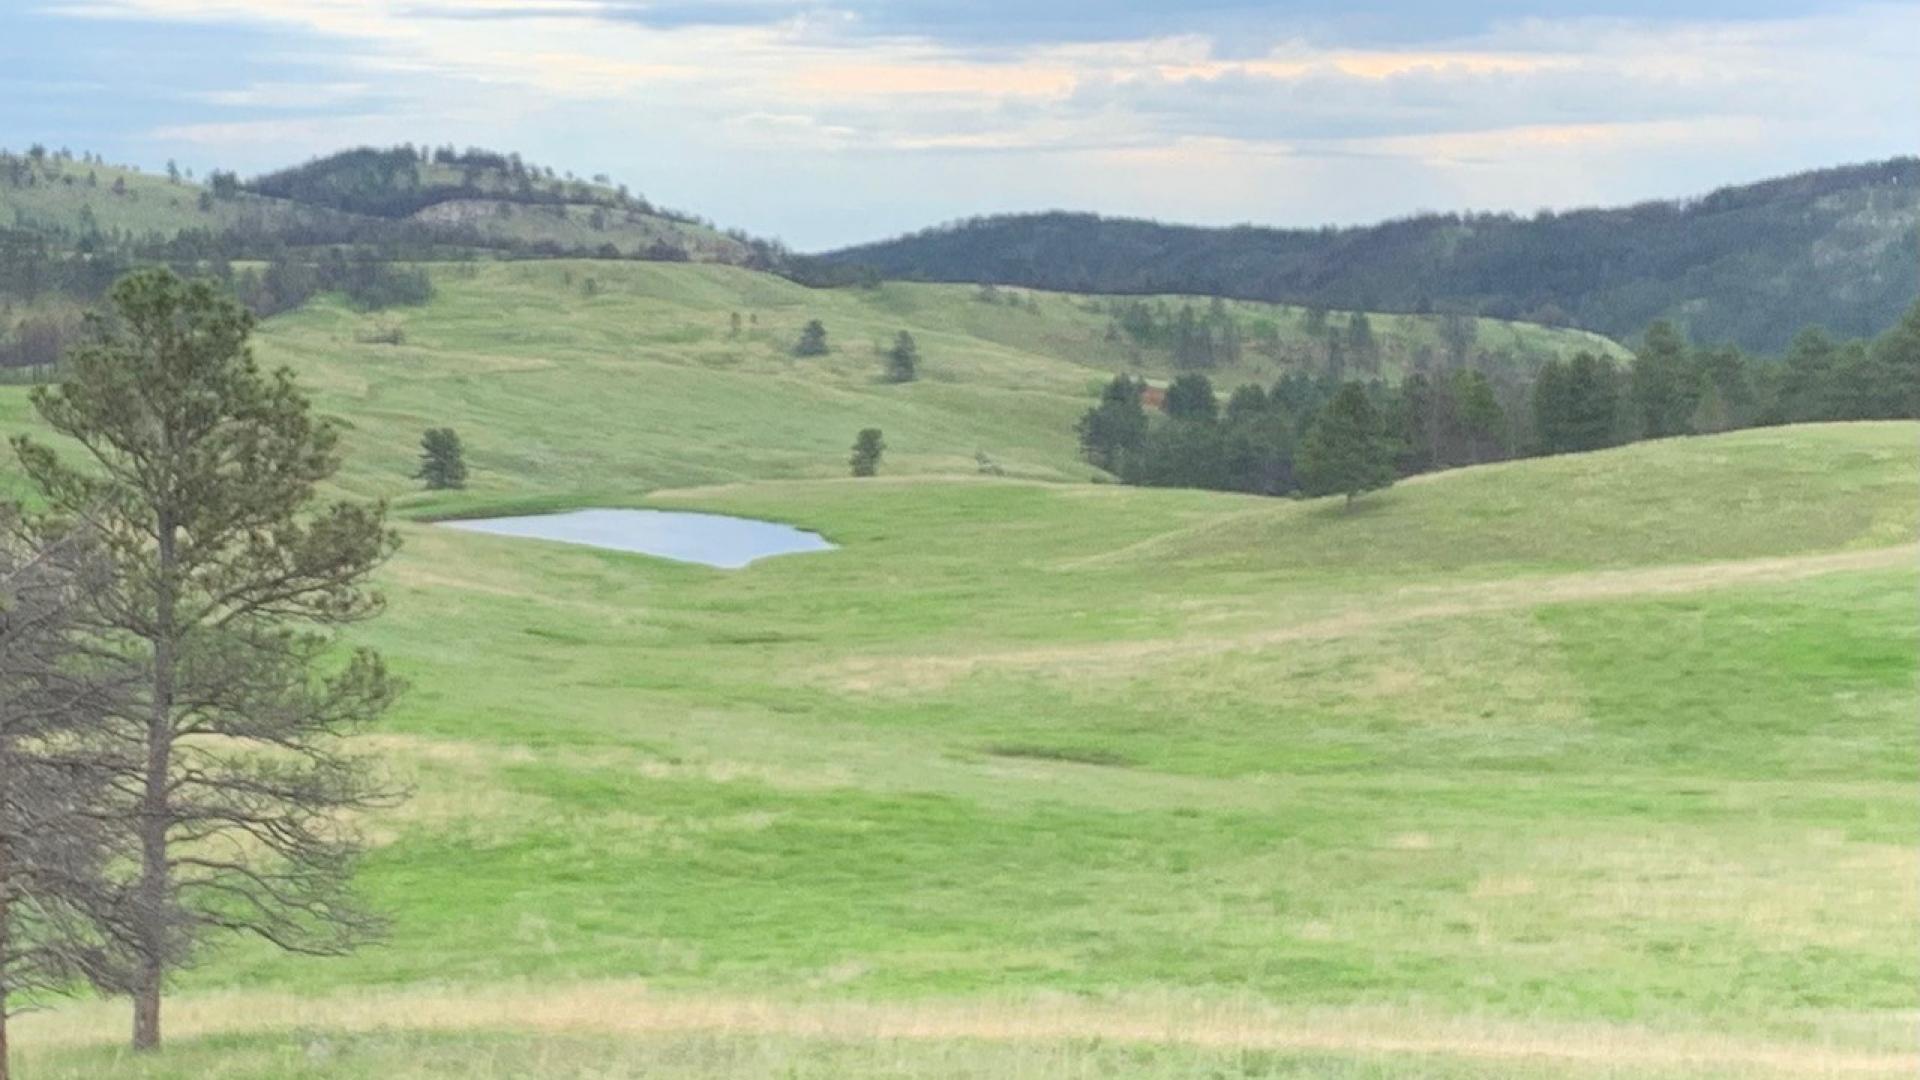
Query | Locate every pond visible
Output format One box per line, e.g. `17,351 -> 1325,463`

441,508 -> 835,569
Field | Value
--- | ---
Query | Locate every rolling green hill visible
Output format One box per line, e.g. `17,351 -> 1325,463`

10,422 -> 1915,1079
110,259 -> 1622,506
1,258 -> 1913,1077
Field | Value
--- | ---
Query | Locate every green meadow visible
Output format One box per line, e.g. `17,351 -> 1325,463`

1,264 -> 1912,1077
212,260 -> 1626,503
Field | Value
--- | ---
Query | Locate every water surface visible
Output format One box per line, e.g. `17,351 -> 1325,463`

442,508 -> 834,569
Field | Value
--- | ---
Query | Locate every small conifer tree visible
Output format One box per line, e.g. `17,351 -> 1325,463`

416,428 -> 468,490
849,428 -> 885,477
885,331 -> 919,382
793,320 -> 829,357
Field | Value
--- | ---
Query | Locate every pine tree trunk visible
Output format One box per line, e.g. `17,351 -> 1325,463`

0,874 -> 11,1080
131,970 -> 161,1051
132,517 -> 177,1053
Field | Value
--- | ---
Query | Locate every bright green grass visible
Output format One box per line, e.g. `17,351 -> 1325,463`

0,265 -> 1910,1076
7,422 -> 1893,1078
220,259 -> 1633,509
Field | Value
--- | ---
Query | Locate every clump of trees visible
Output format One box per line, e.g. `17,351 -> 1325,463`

1,269 -> 401,1065
416,427 -> 469,490
885,331 -> 919,382
1106,297 -> 1248,370
1076,300 -> 1920,504
1529,307 -> 1920,456
1075,375 -> 1151,474
794,319 -> 829,357
850,428 -> 885,476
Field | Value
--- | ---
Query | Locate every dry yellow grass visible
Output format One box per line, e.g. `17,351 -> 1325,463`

21,984 -> 1918,1076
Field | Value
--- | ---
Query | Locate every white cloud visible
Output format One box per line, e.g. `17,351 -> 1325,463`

39,0 -> 1920,246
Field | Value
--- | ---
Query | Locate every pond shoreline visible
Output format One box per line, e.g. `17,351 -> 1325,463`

440,508 -> 836,569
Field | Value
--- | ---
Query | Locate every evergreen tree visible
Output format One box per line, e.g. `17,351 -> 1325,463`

1564,352 -> 1623,451
793,319 -> 829,357
1449,369 -> 1507,463
1298,382 -> 1396,507
1870,299 -> 1920,417
1127,419 -> 1227,491
1439,311 -> 1478,369
885,331 -> 918,383
1346,312 -> 1379,372
1172,305 -> 1209,368
1393,372 -> 1440,474
416,428 -> 468,490
1532,359 -> 1574,453
1076,375 -> 1148,473
12,269 -> 401,1051
1776,327 -> 1840,422
1221,402 -> 1294,494
1223,383 -> 1269,424
1164,373 -> 1218,422
849,428 -> 885,477
1631,321 -> 1698,438
1692,344 -> 1755,429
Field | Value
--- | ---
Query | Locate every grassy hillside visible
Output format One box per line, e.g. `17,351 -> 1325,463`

246,147 -> 757,262
408,200 -> 751,261
0,152 -> 350,242
0,148 -> 749,263
102,259 -> 1621,509
6,422 -> 1914,1079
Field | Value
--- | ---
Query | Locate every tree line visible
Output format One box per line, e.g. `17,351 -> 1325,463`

820,158 -> 1920,354
0,270 -> 399,1074
1081,302 -> 1920,502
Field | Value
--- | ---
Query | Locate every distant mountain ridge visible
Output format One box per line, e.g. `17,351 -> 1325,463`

819,158 -> 1920,353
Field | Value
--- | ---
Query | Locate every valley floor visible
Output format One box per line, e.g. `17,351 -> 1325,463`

1,260 -> 1911,1078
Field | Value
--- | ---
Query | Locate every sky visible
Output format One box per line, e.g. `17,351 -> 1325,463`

3,1 -> 1916,250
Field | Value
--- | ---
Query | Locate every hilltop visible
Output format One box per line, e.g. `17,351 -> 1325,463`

244,146 -> 765,263
821,158 -> 1920,354
0,145 -> 773,265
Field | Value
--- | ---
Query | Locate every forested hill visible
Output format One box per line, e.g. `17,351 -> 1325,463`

0,144 -> 781,268
820,158 -> 1920,354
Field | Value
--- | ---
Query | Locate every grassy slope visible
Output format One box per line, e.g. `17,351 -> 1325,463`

409,201 -> 750,262
0,155 -> 737,258
0,156 -> 340,239
0,266 -> 1911,1077
213,260 -> 1629,512
16,424 -> 1913,1079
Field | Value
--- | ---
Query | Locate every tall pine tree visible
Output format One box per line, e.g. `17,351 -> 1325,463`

12,269 -> 402,1051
